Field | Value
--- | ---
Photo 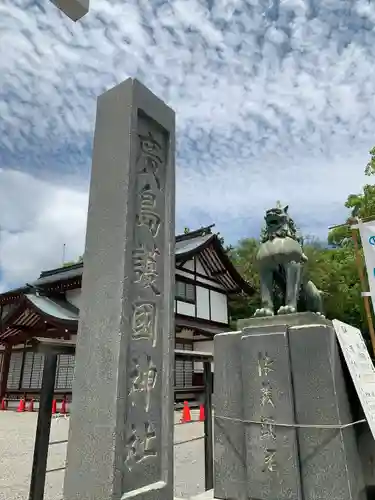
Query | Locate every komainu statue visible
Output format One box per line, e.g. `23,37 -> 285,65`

254,204 -> 324,317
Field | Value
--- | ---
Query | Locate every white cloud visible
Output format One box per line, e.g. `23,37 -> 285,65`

1,0 -> 375,289
0,169 -> 87,291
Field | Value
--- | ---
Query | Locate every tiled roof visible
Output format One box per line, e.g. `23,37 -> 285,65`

25,294 -> 79,321
1,225 -> 254,298
33,227 -> 217,287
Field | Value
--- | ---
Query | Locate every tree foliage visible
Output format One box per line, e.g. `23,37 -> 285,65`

365,146 -> 375,177
63,255 -> 83,267
329,147 -> 375,247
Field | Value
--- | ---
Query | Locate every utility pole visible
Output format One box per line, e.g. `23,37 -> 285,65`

62,243 -> 66,266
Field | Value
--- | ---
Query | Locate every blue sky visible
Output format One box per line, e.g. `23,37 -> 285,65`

0,0 -> 375,292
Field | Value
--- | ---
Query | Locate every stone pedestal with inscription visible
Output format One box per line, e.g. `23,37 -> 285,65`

63,79 -> 175,500
205,312 -> 367,500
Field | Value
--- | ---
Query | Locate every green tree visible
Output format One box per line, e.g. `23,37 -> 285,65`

328,184 -> 375,247
63,255 -> 83,267
304,245 -> 366,328
227,238 -> 260,323
329,147 -> 375,246
365,146 -> 375,176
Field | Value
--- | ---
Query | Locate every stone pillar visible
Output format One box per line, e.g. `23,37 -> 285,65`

0,344 -> 12,399
63,78 -> 175,500
241,326 -> 302,500
214,325 -> 302,500
49,0 -> 89,21
288,321 -> 366,500
213,331 -> 246,500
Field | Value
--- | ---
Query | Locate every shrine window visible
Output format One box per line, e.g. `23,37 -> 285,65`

175,279 -> 196,304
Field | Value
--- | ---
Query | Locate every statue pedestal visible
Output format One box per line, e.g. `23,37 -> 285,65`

211,313 -> 367,500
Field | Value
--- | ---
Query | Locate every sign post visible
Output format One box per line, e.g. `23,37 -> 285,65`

333,319 -> 375,439
351,221 -> 375,357
329,217 -> 375,358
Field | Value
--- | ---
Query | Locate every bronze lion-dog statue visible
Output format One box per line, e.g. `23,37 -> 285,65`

254,204 -> 324,317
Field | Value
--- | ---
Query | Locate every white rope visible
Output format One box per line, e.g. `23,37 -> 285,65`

215,415 -> 366,430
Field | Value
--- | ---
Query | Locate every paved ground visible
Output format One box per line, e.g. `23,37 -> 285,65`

0,409 -> 207,500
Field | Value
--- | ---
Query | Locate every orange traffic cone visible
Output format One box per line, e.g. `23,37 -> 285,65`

17,398 -> 25,412
1,398 -> 6,411
28,399 -> 34,412
52,399 -> 57,414
180,401 -> 191,423
199,403 -> 205,422
60,399 -> 67,414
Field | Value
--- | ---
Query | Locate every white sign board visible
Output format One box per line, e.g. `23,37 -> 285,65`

358,220 -> 375,317
332,319 -> 375,439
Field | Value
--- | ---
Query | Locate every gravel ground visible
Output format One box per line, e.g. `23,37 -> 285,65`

0,409 -> 207,500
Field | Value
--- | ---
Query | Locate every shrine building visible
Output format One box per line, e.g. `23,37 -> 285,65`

0,226 -> 253,405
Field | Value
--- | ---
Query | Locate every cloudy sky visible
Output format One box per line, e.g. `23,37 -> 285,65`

0,0 -> 375,292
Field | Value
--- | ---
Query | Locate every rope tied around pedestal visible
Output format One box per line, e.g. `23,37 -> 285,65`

215,414 -> 367,430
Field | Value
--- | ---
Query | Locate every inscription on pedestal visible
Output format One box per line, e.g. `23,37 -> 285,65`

241,328 -> 302,500
258,354 -> 277,473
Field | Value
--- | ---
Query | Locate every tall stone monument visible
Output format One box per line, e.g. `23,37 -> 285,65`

192,205 -> 371,500
63,78 -> 175,500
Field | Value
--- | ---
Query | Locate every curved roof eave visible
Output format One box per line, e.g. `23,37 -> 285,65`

175,233 -> 216,261
0,295 -> 78,345
24,294 -> 79,324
